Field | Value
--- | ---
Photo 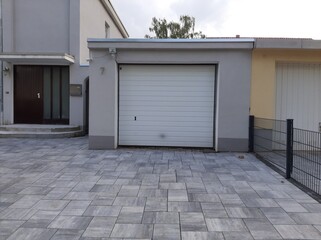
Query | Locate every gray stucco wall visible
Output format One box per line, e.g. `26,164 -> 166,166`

4,0 -> 70,53
88,45 -> 252,152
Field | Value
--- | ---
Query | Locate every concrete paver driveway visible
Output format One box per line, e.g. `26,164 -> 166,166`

0,137 -> 321,240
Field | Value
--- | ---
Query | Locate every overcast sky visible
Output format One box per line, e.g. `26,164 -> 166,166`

111,0 -> 321,39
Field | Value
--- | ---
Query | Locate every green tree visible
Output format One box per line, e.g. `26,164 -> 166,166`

145,15 -> 205,39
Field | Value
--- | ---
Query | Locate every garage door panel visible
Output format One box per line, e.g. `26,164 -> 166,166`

121,80 -> 213,87
119,65 -> 215,148
119,120 -> 213,127
119,111 -> 214,118
120,100 -> 213,107
120,90 -> 214,98
119,130 -> 212,138
119,105 -> 212,112
120,96 -> 213,102
120,86 -> 212,92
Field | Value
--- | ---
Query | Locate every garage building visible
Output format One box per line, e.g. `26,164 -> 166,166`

88,39 -> 254,151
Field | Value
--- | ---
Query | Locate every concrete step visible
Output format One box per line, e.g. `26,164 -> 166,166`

0,130 -> 84,138
0,124 -> 81,133
0,124 -> 84,138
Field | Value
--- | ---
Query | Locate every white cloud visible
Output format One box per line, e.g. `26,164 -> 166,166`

111,0 -> 321,39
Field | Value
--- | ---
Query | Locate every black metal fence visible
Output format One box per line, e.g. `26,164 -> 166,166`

249,116 -> 321,196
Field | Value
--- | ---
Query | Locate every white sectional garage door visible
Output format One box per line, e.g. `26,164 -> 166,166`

276,63 -> 321,131
119,65 -> 215,147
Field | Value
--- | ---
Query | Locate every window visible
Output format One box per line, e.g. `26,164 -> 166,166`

105,22 -> 110,38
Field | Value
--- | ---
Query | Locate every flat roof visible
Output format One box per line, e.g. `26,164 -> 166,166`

88,38 -> 255,50
0,53 -> 75,65
88,38 -> 255,43
88,38 -> 321,50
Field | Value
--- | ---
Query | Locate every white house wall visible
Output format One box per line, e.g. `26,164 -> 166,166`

79,0 -> 124,65
88,47 -> 252,151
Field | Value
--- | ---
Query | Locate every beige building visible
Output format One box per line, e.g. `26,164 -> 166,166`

251,38 -> 321,131
0,0 -> 128,130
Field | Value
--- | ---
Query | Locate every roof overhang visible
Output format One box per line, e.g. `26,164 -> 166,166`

0,53 -> 75,65
255,38 -> 321,49
88,38 -> 255,50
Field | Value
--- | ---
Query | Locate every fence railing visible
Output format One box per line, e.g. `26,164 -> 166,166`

249,115 -> 321,196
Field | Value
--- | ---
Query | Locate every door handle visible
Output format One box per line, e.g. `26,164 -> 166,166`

37,93 -> 40,99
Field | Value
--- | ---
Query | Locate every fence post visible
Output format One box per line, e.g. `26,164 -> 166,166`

249,115 -> 254,152
286,119 -> 293,179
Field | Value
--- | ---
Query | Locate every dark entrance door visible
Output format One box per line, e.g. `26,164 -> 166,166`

14,65 -> 70,124
14,66 -> 43,124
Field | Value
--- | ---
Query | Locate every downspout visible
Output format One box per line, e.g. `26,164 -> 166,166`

0,0 -> 3,125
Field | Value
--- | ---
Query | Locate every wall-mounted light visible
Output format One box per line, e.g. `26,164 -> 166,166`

3,67 -> 10,76
109,48 -> 117,59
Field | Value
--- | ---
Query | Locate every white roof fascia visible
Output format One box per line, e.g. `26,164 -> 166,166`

0,53 -> 75,65
88,38 -> 255,50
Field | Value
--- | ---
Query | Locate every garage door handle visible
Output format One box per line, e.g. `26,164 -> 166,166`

134,116 -> 137,121
37,93 -> 41,99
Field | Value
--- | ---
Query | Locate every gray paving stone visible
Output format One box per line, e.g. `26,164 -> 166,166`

225,207 -> 264,219
118,185 -> 140,197
113,197 -> 146,207
0,220 -> 25,238
110,223 -> 153,238
117,206 -> 144,223
203,209 -> 228,218
156,212 -> 179,224
223,232 -> 254,240
83,206 -> 121,217
218,194 -> 245,207
0,208 -> 37,220
290,213 -> 321,224
160,183 -> 186,189
9,195 -> 43,209
182,231 -> 224,240
168,202 -> 202,212
303,203 -> 321,212
48,216 -> 92,229
82,217 -> 115,238
189,193 -> 220,203
275,225 -> 321,239
6,227 -> 56,240
205,218 -> 248,232
180,212 -> 207,231
275,199 -> 308,212
138,189 -> 167,198
168,189 -> 188,201
64,192 -> 97,201
61,201 -> 91,216
244,219 -> 282,239
145,198 -> 167,211
50,229 -> 84,240
142,212 -> 156,223
242,198 -> 279,208
153,224 -> 180,240
261,207 -> 296,225
32,199 -> 69,211
18,186 -> 52,195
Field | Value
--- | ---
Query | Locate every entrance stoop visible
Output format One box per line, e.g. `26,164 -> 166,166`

0,125 -> 84,138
